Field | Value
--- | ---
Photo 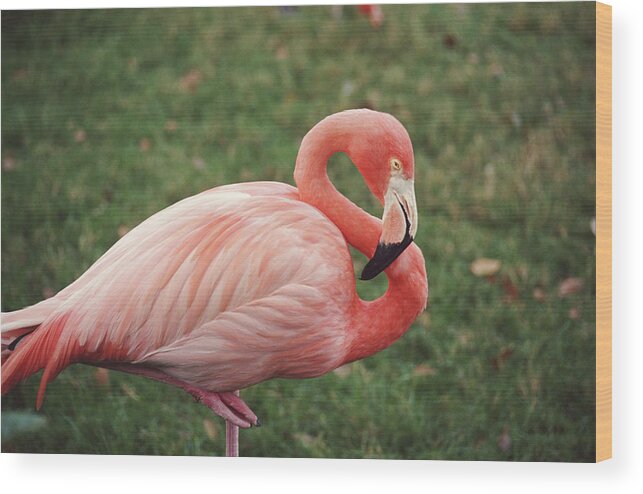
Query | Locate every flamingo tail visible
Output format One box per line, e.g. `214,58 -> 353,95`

1,302 -> 75,409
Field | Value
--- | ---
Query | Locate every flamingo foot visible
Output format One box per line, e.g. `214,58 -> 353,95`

92,362 -> 261,428
190,389 -> 259,429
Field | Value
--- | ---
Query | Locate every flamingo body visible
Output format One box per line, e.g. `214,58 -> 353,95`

3,182 -> 356,401
2,109 -> 429,444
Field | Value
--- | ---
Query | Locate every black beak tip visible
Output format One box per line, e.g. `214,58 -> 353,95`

360,235 -> 413,281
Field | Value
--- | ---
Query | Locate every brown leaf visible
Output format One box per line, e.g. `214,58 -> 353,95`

532,287 -> 546,302
120,383 -> 139,401
417,312 -> 431,329
558,278 -> 584,298
470,258 -> 501,277
139,138 -> 151,152
179,69 -> 203,93
568,307 -> 580,320
333,364 -> 352,378
412,364 -> 437,377
203,418 -> 218,440
94,368 -> 110,386
164,120 -> 178,132
12,68 -> 29,81
501,276 -> 520,302
443,33 -> 458,49
275,45 -> 289,61
42,287 -> 56,299
294,433 -> 317,449
2,155 -> 17,171
74,129 -> 86,143
491,347 -> 514,370
117,225 -> 130,238
497,425 -> 512,452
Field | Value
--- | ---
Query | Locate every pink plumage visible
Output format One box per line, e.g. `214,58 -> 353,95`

2,109 -> 428,454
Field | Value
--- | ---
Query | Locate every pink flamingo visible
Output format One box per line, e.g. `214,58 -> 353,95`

1,109 -> 428,456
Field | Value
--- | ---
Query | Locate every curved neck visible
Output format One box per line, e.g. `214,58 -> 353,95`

294,118 -> 428,364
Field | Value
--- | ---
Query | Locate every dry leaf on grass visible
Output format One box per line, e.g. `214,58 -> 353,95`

558,278 -> 583,297
333,364 -> 352,378
203,418 -> 218,440
121,383 -> 139,401
3,156 -> 17,171
412,364 -> 437,377
501,276 -> 520,302
139,138 -> 151,152
491,347 -> 514,370
497,425 -> 512,452
95,368 -> 110,386
179,69 -> 203,93
74,129 -> 86,143
117,225 -> 130,238
532,287 -> 546,302
470,258 -> 501,277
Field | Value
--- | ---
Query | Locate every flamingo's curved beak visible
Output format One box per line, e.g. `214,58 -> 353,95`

361,176 -> 418,280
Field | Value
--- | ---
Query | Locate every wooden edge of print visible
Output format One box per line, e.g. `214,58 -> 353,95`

595,1 -> 612,463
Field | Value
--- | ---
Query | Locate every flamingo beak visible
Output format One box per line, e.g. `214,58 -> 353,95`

361,176 -> 418,280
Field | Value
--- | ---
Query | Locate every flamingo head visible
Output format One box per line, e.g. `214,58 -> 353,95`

343,110 -> 418,280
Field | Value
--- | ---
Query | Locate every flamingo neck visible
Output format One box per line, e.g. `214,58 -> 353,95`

294,117 -> 428,364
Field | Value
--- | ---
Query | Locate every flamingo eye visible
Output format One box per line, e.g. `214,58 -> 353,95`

390,158 -> 402,172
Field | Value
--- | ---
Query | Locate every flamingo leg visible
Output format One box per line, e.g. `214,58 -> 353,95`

225,391 -> 240,457
88,363 -> 260,453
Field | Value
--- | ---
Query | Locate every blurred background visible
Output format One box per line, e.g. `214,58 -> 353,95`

1,3 -> 596,460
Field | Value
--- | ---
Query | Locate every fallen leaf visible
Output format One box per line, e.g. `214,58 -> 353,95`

42,287 -> 55,299
240,168 -> 254,181
497,425 -> 512,452
74,129 -> 86,143
95,368 -> 110,386
569,307 -> 580,320
164,120 -> 178,132
502,276 -> 520,302
121,383 -> 139,401
275,45 -> 289,61
12,68 -> 29,81
139,138 -> 151,152
532,287 -> 546,302
179,68 -> 203,93
558,278 -> 584,298
2,156 -> 17,171
294,433 -> 317,449
418,312 -> 431,329
490,62 -> 504,77
470,258 -> 501,277
412,364 -> 437,377
117,225 -> 130,238
491,347 -> 514,370
203,418 -> 218,440
443,33 -> 457,49
333,364 -> 352,378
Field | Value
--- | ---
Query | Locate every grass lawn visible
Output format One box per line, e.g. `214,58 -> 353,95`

1,3 -> 596,460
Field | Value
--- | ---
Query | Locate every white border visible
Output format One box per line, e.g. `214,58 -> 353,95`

1,0 -> 642,493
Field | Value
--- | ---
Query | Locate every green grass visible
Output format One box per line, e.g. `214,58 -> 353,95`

1,3 -> 596,460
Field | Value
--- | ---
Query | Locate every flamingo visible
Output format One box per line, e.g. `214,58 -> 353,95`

1,109 -> 428,457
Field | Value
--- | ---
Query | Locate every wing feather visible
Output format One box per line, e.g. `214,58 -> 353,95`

3,182 -> 355,398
